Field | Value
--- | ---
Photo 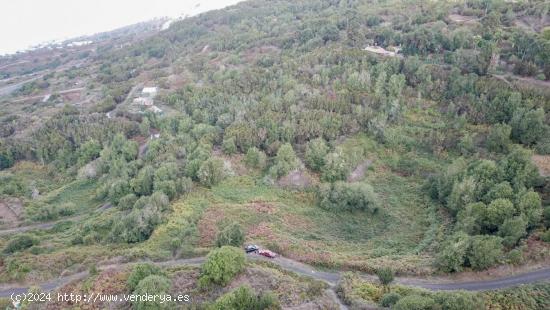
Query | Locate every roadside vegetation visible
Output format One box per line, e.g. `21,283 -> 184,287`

337,272 -> 550,309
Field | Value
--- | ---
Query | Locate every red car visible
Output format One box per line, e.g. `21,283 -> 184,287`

258,249 -> 277,258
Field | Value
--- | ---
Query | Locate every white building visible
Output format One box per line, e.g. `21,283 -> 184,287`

133,97 -> 153,106
364,45 -> 399,57
142,87 -> 158,98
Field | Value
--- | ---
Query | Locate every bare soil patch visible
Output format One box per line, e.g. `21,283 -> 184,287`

347,160 -> 372,182
247,200 -> 276,215
247,221 -> 276,240
171,269 -> 199,294
212,148 -> 248,176
278,169 -> 314,189
0,198 -> 22,228
197,207 -> 226,246
448,14 -> 477,23
228,266 -> 337,309
281,213 -> 314,231
532,155 -> 550,177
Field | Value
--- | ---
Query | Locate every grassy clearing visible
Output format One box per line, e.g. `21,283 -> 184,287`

6,161 -> 68,195
146,133 -> 442,275
24,178 -> 100,222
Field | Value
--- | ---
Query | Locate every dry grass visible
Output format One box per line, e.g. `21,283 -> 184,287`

532,155 -> 550,177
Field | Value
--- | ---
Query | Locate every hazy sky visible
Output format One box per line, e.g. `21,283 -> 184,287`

0,0 -> 242,55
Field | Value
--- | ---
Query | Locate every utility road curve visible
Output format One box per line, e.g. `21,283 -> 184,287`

1,254 -> 549,298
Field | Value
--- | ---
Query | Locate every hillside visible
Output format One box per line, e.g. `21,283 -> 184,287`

0,0 -> 550,309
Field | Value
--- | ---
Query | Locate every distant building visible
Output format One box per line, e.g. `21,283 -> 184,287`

142,87 -> 158,98
133,97 -> 153,106
363,45 -> 400,57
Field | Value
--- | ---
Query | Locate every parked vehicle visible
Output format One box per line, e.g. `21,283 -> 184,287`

245,244 -> 259,253
258,249 -> 277,258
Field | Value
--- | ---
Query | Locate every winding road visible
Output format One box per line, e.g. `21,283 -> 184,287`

0,254 -> 549,299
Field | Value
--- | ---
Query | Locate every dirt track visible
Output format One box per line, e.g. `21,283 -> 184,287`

0,215 -> 84,236
1,254 -> 549,298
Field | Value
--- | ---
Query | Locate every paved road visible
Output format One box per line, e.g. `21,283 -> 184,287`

398,267 -> 550,291
1,254 -> 549,298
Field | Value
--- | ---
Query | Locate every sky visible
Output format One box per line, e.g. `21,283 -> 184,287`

0,0 -> 242,55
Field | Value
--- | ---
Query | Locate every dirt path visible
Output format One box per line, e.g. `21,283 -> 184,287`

0,202 -> 117,236
0,215 -> 84,236
123,83 -> 142,105
325,289 -> 349,310
347,160 -> 372,182
0,76 -> 41,97
1,254 -> 549,298
396,267 -> 550,291
493,74 -> 550,89
11,87 -> 85,103
0,257 -> 206,297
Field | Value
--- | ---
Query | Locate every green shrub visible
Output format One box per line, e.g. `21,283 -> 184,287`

244,147 -> 267,170
484,199 -> 514,231
376,267 -> 394,286
510,108 -> 546,146
436,232 -> 470,273
269,143 -> 299,178
150,191 -> 170,211
447,177 -> 476,215
109,206 -> 162,243
433,291 -> 482,310
108,179 -> 131,205
487,123 -> 512,153
127,263 -> 164,291
118,193 -> 138,210
31,202 -> 76,221
198,158 -> 225,187
467,235 -> 503,270
153,180 -> 177,200
321,149 -> 350,182
3,234 -> 38,254
380,292 -> 401,307
500,148 -> 539,190
89,264 -> 99,276
318,182 -> 379,212
222,137 -> 237,155
483,182 -> 514,204
498,216 -> 527,247
215,222 -> 245,248
0,174 -> 24,196
393,294 -> 435,310
131,166 -> 154,196
507,248 -> 524,265
132,275 -> 174,310
199,246 -> 245,288
305,138 -> 329,171
544,207 -> 550,229
209,285 -> 280,310
517,190 -> 542,228
541,230 -> 550,243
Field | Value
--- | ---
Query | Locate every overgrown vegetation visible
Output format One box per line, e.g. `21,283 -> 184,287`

0,0 -> 549,304
198,246 -> 246,288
